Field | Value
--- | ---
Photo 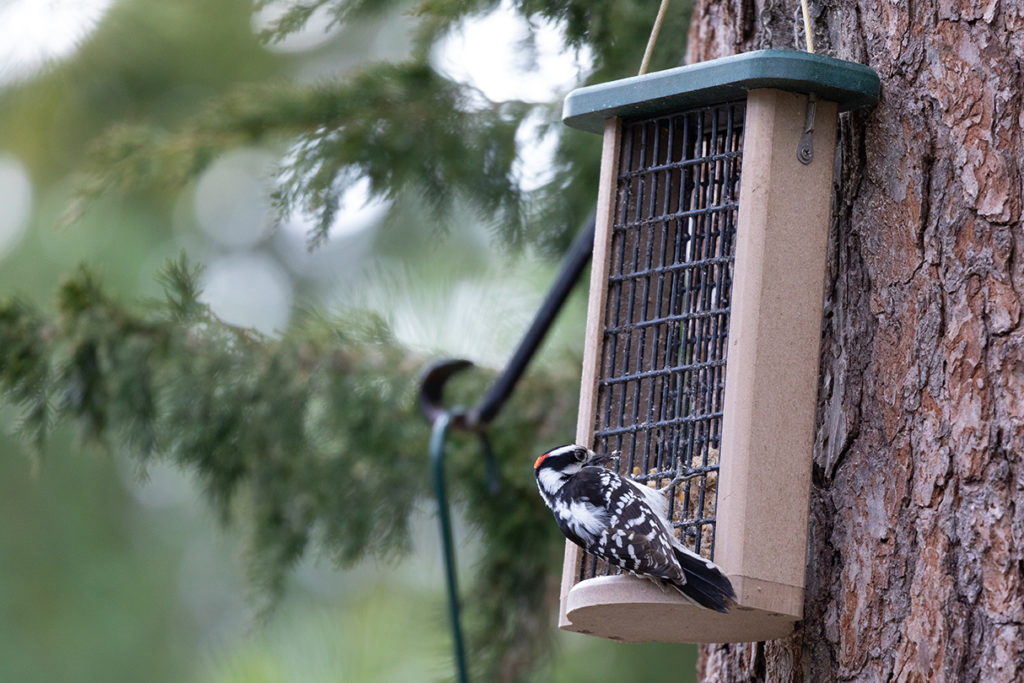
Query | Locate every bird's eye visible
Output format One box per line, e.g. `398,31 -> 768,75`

575,448 -> 587,461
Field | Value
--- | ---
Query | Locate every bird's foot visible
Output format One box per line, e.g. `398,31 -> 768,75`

658,466 -> 702,496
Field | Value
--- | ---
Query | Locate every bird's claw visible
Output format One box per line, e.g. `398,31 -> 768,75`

658,464 -> 702,495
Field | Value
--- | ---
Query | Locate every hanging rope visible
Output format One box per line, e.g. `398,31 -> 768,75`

641,0 -> 814,72
799,0 -> 815,53
638,0 -> 672,75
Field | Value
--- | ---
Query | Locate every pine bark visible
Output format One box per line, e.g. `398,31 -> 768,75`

688,1 -> 1024,680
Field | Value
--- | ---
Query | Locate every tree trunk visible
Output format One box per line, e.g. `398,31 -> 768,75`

687,1 -> 1024,680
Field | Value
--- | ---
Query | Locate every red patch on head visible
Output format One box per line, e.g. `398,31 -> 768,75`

534,453 -> 550,469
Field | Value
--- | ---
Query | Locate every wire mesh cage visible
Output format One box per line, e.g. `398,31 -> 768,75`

583,102 -> 743,584
559,50 -> 879,643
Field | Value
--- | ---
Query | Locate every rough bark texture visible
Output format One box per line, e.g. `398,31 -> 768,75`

688,1 -> 1024,681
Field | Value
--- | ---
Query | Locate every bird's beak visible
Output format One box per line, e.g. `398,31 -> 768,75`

586,450 -> 618,467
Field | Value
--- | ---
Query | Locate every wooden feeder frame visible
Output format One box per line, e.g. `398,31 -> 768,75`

559,50 -> 879,643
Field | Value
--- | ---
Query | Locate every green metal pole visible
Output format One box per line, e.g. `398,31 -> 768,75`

430,412 -> 469,683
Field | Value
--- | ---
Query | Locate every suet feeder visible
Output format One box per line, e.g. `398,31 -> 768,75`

559,50 -> 879,643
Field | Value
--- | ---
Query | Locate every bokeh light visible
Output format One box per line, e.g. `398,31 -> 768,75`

0,154 -> 32,260
200,252 -> 293,334
193,148 -> 277,249
514,110 -> 561,192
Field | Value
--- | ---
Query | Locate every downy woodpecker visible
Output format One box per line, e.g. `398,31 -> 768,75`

534,444 -> 735,613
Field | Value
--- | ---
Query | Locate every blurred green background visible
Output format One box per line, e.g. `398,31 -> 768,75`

0,0 -> 697,680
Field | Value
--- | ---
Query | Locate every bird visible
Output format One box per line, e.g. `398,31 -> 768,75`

534,444 -> 735,613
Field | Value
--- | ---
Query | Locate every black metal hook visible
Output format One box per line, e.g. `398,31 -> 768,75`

415,213 -> 595,682
419,360 -> 498,683
418,358 -> 500,494
418,357 -> 474,427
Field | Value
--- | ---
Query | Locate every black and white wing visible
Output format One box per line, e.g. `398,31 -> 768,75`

557,467 -> 685,582
555,466 -> 735,613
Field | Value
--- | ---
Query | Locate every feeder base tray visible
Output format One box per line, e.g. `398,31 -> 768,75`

562,575 -> 800,643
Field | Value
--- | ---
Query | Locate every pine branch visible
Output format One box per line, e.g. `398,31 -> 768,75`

0,259 -> 578,679
254,0 -> 404,44
66,61 -> 527,248
61,0 -> 694,253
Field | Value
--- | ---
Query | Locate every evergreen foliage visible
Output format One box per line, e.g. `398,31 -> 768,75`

70,0 -> 692,253
2,0 -> 695,679
69,63 -> 528,247
0,258 -> 577,676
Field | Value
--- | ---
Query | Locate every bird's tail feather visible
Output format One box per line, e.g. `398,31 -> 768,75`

671,548 -> 736,614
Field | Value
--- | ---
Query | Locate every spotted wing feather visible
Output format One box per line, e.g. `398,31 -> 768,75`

556,468 -> 684,582
552,466 -> 734,613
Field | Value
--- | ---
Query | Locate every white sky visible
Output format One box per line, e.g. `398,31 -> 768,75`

433,0 -> 592,104
0,0 -> 114,88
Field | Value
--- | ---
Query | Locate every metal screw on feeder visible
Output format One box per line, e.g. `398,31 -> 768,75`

797,93 -> 817,164
557,50 -> 879,643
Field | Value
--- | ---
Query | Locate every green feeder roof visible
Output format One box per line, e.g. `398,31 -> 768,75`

563,49 -> 880,134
